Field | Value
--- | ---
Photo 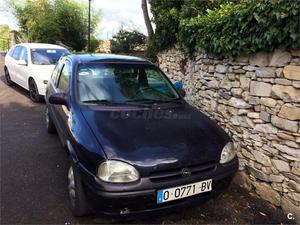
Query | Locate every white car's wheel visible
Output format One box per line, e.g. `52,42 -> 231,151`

4,67 -> 14,86
29,79 -> 42,102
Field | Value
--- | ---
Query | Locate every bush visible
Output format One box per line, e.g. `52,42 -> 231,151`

148,0 -> 300,57
178,0 -> 300,57
148,0 -> 225,57
111,29 -> 146,53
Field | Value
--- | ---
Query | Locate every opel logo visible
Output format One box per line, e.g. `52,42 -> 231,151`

181,168 -> 191,177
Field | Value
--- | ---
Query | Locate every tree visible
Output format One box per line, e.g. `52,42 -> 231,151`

5,0 -> 101,51
0,24 -> 11,50
146,0 -> 228,57
111,29 -> 146,54
141,0 -> 153,37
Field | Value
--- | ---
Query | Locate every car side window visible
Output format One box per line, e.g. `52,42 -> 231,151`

12,46 -> 21,60
57,61 -> 71,92
19,47 -> 28,62
145,68 -> 174,97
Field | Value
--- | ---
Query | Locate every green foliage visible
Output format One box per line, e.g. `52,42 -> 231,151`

111,29 -> 146,54
149,0 -> 182,52
148,0 -> 300,57
179,0 -> 300,56
6,0 -> 101,51
90,36 -> 99,52
148,0 -> 225,57
0,24 -> 10,51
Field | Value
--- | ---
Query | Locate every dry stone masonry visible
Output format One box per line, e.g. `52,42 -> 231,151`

158,48 -> 300,221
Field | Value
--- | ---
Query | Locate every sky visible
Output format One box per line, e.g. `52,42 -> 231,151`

0,0 -> 152,40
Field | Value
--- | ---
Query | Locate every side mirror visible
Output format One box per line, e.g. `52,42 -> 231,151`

49,92 -> 68,106
174,81 -> 183,90
174,81 -> 186,97
17,60 -> 27,66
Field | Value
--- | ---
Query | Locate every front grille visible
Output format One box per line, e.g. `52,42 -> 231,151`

149,161 -> 217,182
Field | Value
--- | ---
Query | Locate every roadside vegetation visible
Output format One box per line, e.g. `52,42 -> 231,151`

110,29 -> 147,57
147,0 -> 300,58
4,0 -> 101,51
0,25 -> 10,51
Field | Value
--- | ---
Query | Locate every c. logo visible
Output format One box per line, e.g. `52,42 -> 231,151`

287,213 -> 294,220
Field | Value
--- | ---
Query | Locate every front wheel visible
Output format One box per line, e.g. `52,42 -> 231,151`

29,79 -> 42,102
4,67 -> 14,86
45,107 -> 56,134
68,158 -> 90,216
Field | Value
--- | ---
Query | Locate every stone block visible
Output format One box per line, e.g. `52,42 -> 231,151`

250,81 -> 272,97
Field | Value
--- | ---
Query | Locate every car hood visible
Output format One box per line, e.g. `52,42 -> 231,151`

80,103 -> 230,174
31,64 -> 55,79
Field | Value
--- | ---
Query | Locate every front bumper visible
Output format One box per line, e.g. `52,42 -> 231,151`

78,157 -> 238,216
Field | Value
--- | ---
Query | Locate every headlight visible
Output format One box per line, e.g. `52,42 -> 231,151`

219,142 -> 235,164
97,160 -> 140,183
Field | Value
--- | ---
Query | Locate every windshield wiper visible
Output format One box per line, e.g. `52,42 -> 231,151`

82,99 -> 123,105
82,99 -> 151,107
127,98 -> 182,104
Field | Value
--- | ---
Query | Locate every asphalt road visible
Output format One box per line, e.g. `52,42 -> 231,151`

0,55 -> 295,225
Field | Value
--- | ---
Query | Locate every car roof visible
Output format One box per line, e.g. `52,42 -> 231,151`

17,43 -> 67,50
66,54 -> 153,65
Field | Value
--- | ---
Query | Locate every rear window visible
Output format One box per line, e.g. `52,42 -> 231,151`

31,48 -> 68,65
8,47 -> 15,57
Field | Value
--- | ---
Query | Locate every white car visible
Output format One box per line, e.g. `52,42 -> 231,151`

4,43 -> 69,102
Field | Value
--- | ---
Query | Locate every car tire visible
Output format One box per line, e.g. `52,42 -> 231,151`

29,79 -> 42,102
68,158 -> 90,217
45,106 -> 56,134
4,67 -> 14,86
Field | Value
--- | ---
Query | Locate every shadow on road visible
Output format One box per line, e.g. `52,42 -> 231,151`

0,75 -> 30,98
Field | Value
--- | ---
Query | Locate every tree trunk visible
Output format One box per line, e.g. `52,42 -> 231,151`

141,0 -> 154,38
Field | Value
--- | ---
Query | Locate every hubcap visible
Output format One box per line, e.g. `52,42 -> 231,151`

68,166 -> 76,207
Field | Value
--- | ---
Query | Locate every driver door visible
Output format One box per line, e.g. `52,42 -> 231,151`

52,60 -> 72,144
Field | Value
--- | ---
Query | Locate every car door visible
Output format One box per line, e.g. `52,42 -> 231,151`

15,46 -> 29,88
52,60 -> 72,144
7,46 -> 22,83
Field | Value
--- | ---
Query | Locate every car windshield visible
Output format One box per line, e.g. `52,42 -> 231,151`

31,48 -> 68,65
77,63 -> 180,104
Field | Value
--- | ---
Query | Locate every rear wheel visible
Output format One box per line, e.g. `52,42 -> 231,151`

68,158 -> 90,216
29,79 -> 42,102
45,106 -> 56,134
4,67 -> 14,86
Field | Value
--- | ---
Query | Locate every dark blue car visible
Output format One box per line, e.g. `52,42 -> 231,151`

45,54 -> 238,217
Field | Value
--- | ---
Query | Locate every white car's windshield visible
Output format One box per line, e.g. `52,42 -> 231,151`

31,48 -> 68,65
77,63 -> 180,104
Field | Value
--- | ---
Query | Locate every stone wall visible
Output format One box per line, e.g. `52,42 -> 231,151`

158,48 -> 300,221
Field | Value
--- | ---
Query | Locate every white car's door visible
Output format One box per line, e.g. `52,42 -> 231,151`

15,46 -> 30,89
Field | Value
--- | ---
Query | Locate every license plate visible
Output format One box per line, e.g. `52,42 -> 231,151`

157,179 -> 212,204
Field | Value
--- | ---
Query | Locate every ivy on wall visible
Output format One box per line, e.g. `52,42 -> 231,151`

148,0 -> 300,58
